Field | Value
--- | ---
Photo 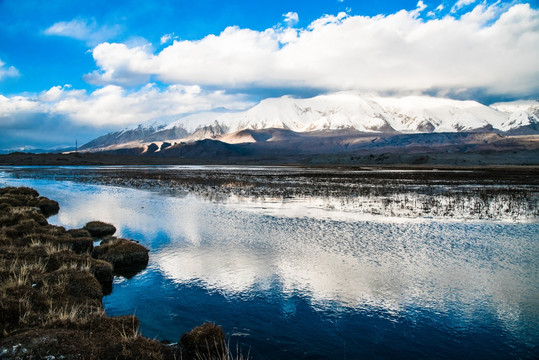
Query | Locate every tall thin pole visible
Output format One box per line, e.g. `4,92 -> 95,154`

75,139 -> 78,153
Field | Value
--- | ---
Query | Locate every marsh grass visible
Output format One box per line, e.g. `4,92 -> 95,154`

186,340 -> 250,360
118,314 -> 141,341
0,257 -> 47,291
13,166 -> 537,221
1,186 -> 232,359
57,259 -> 92,272
29,238 -> 71,255
42,303 -> 106,327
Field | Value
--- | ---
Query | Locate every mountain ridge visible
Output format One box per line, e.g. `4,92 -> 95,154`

80,93 -> 539,152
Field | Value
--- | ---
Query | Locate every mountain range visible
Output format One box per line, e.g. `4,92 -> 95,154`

81,93 -> 539,150
78,92 -> 539,165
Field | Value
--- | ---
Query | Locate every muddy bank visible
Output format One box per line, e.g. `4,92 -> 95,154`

0,186 -> 230,359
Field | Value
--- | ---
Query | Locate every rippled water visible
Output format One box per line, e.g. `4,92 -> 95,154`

1,169 -> 538,359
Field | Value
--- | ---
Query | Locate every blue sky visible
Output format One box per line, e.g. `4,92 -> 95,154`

0,0 -> 424,94
1,0 -> 538,150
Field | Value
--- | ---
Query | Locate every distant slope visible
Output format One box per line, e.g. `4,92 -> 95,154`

490,100 -> 539,135
3,131 -> 538,166
80,93 -> 539,152
80,124 -> 188,150
153,130 -> 538,159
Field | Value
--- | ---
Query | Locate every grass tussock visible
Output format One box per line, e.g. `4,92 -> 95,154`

180,322 -> 228,360
1,186 -> 232,360
118,314 -> 141,341
84,220 -> 116,237
42,303 -> 106,327
92,237 -> 149,277
57,259 -> 92,272
29,238 -> 71,255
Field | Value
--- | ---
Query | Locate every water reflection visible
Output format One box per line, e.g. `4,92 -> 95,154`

1,172 -> 538,357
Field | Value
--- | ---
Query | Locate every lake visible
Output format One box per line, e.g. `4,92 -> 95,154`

1,166 -> 537,359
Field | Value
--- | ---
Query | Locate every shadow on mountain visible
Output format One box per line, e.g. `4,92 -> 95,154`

2,129 -> 538,166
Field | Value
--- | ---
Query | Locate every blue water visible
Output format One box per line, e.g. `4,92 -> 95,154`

1,170 -> 538,359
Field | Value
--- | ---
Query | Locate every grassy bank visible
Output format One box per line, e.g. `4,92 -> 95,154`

0,186 -> 233,359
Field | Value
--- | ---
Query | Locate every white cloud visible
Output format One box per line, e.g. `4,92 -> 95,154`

417,1 -> 428,12
283,12 -> 299,27
85,3 -> 539,98
0,94 -> 42,118
1,84 -> 253,129
160,34 -> 172,45
451,0 -> 477,13
160,33 -> 178,45
83,42 -> 155,86
0,59 -> 19,81
410,1 -> 428,17
44,18 -> 121,46
436,4 -> 444,12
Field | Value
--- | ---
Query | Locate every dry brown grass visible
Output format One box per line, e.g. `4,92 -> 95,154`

0,186 -> 200,360
57,259 -> 92,272
28,238 -> 71,255
186,341 -> 250,360
0,257 -> 47,293
42,303 -> 106,327
118,313 -> 141,341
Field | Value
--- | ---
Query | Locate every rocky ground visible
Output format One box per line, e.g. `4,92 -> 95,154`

0,186 -> 230,359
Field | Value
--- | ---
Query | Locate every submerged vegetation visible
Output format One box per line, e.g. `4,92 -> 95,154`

0,186 -> 238,359
5,166 -> 538,221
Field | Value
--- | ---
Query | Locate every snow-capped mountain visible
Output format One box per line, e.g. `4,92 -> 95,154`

81,93 -> 539,150
80,123 -> 188,150
209,94 -> 510,133
490,100 -> 539,134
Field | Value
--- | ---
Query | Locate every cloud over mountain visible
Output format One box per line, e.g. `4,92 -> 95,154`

0,84 -> 253,149
7,84 -> 250,127
2,1 -> 538,151
85,2 -> 539,98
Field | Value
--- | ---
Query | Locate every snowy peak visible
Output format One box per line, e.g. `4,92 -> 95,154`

187,121 -> 225,141
212,93 -> 521,135
219,94 -> 392,133
81,93 -> 539,150
490,100 -> 539,133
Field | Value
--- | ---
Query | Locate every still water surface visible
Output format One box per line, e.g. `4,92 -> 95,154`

1,169 -> 537,359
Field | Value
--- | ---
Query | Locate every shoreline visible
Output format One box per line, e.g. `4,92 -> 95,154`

0,186 -> 230,359
3,165 -> 538,222
1,149 -> 538,168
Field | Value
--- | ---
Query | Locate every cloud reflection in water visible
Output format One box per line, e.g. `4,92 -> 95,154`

2,176 -> 537,345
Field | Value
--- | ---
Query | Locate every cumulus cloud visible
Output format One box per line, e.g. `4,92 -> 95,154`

451,0 -> 477,13
50,84 -> 252,126
160,33 -> 179,45
50,84 -> 251,126
283,12 -> 299,27
83,42 -> 154,86
416,1 -> 427,13
0,84 -> 253,149
0,59 -> 19,81
85,2 -> 539,99
44,18 -> 121,46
